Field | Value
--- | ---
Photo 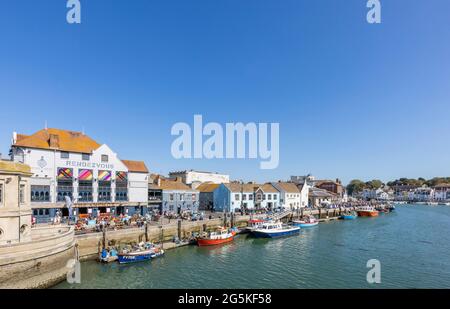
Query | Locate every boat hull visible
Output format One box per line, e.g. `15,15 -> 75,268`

118,252 -> 152,264
357,211 -> 379,217
197,236 -> 234,246
251,227 -> 300,238
340,215 -> 357,220
292,221 -> 318,228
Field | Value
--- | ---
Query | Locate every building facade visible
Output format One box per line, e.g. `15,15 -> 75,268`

213,183 -> 258,213
196,182 -> 220,211
10,128 -> 149,222
254,183 -> 280,210
0,160 -> 33,245
149,177 -> 199,214
272,182 -> 302,210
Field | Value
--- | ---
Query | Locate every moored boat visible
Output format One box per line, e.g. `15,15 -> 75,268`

292,215 -> 319,228
197,227 -> 236,246
340,211 -> 357,220
356,206 -> 379,217
117,242 -> 161,264
251,221 -> 300,238
245,219 -> 265,232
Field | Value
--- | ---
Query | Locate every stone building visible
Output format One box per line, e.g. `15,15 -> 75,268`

0,160 -> 76,288
10,128 -> 149,222
0,160 -> 32,245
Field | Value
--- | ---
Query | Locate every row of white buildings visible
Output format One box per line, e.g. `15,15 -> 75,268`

360,185 -> 450,202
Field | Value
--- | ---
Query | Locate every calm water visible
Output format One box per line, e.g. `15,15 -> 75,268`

55,205 -> 450,288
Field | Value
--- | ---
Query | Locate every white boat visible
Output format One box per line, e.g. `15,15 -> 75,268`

251,221 -> 300,238
292,215 -> 319,228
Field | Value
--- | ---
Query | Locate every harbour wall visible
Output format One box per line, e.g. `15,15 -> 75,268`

76,216 -> 250,260
0,225 -> 76,289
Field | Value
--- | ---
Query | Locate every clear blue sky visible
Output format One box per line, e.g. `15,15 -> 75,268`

1,0 -> 449,185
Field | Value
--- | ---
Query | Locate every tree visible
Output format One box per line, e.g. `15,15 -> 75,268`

347,180 -> 366,196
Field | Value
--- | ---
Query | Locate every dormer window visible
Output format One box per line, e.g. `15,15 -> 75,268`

101,155 -> 108,162
61,152 -> 69,159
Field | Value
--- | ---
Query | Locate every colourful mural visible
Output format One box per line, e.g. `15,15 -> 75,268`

98,170 -> 112,181
116,171 -> 127,182
78,169 -> 93,181
57,168 -> 73,180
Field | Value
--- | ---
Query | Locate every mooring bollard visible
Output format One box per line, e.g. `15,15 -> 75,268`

102,224 -> 106,249
145,221 -> 148,242
177,219 -> 182,240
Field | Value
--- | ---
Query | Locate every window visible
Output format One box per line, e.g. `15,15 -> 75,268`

61,152 -> 69,159
274,195 -> 277,200
0,183 -> 3,205
180,194 -> 184,201
249,194 -> 253,200
268,194 -> 272,200
242,194 -> 247,200
82,153 -> 90,161
31,185 -> 51,202
169,194 -> 174,201
192,194 -> 196,201
19,184 -> 26,204
101,155 -> 109,162
235,194 -> 240,201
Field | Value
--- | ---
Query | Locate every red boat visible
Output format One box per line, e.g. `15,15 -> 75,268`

356,206 -> 379,217
197,227 -> 236,246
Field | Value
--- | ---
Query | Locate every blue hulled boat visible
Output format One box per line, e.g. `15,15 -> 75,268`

118,250 -> 153,264
340,214 -> 357,220
251,221 -> 300,238
117,242 -> 164,264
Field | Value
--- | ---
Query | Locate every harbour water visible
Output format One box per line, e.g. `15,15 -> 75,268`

55,205 -> 450,288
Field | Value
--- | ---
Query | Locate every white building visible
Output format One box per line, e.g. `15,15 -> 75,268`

272,182 -> 302,210
254,183 -> 280,210
433,184 -> 450,201
10,128 -> 149,221
169,170 -> 229,189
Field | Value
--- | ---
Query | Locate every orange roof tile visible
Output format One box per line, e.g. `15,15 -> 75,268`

122,160 -> 149,173
13,128 -> 101,154
274,182 -> 300,193
158,178 -> 195,191
196,182 -> 220,192
257,183 -> 279,193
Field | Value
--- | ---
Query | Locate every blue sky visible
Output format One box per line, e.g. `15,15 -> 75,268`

1,0 -> 449,184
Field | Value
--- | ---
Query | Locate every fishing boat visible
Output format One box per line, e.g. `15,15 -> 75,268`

245,219 -> 265,232
117,242 -> 161,264
251,221 -> 300,238
340,211 -> 357,220
197,227 -> 236,246
292,215 -> 319,228
356,206 -> 379,217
